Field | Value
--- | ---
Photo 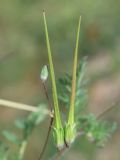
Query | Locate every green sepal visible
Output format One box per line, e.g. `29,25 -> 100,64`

53,126 -> 65,150
65,122 -> 76,146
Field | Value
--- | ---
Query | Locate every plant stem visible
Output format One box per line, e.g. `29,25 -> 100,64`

38,117 -> 54,160
0,99 -> 37,112
0,99 -> 51,116
38,81 -> 54,160
97,100 -> 120,119
19,140 -> 27,160
42,81 -> 53,111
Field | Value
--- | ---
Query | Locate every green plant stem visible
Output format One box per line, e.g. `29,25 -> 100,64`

19,140 -> 27,160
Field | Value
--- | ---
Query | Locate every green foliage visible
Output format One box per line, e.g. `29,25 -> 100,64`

2,104 -> 47,159
78,114 -> 117,147
57,54 -> 116,148
57,57 -> 87,112
0,142 -> 8,160
3,131 -> 20,145
0,12 -> 118,160
14,119 -> 26,130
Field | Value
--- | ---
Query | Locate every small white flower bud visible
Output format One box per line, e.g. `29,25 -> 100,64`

40,65 -> 48,81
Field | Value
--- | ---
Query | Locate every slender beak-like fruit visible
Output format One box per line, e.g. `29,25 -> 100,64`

43,11 -> 64,150
65,16 -> 81,146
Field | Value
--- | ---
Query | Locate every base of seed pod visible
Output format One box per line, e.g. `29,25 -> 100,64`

53,127 -> 65,150
65,123 -> 76,146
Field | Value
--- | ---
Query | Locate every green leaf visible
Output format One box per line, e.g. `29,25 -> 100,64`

14,119 -> 26,129
78,114 -> 117,147
3,131 -> 20,145
27,104 -> 47,125
33,105 -> 48,125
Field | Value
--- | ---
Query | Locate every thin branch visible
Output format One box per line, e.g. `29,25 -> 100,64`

39,117 -> 54,160
42,81 -> 52,111
0,99 -> 52,116
0,99 -> 37,112
38,81 -> 54,160
0,52 -> 16,63
97,100 -> 120,120
19,140 -> 27,160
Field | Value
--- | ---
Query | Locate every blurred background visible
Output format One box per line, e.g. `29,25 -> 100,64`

0,0 -> 120,159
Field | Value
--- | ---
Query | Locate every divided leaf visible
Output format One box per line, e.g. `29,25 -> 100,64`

57,57 -> 87,112
78,114 -> 117,147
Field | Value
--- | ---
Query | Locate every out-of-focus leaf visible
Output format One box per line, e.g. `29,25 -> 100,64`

0,141 -> 9,160
27,103 -> 47,125
78,114 -> 117,147
2,131 -> 20,145
10,154 -> 22,160
21,104 -> 48,137
14,119 -> 26,129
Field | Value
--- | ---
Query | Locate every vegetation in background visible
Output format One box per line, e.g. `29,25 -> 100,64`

0,12 -> 118,160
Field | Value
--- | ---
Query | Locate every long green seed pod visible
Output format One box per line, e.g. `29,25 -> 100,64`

65,16 -> 81,145
43,11 -> 64,150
